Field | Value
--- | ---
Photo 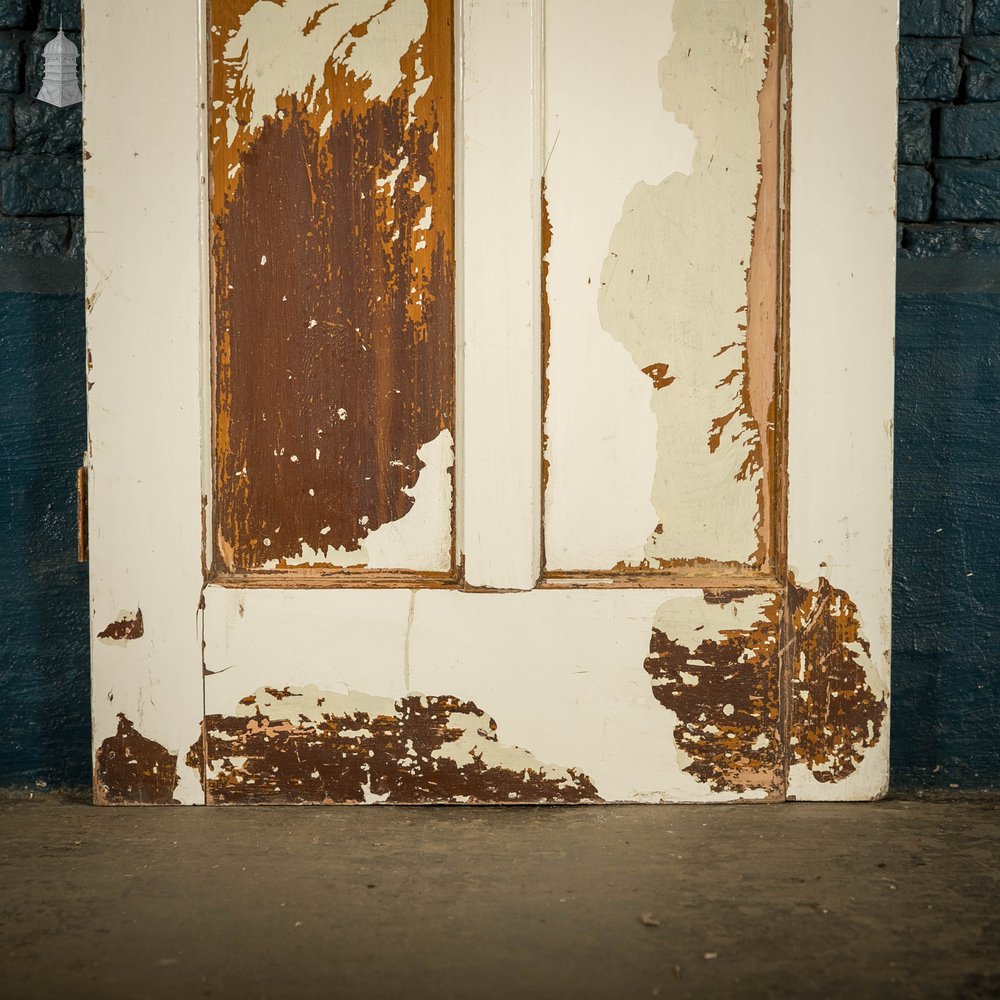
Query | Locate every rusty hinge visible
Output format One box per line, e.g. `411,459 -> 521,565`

77,461 -> 89,563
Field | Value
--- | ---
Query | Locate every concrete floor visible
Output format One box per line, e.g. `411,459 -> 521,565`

1,795 -> 998,1000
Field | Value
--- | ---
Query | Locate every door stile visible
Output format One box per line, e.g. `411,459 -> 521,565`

85,0 -> 211,804
783,0 -> 896,800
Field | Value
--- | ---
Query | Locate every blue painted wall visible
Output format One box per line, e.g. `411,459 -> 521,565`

1,0 -> 88,789
893,281 -> 1000,789
892,0 -> 1000,790
1,0 -> 999,791
0,291 -> 89,788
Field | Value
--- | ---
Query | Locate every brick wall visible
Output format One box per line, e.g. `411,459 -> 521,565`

899,0 -> 1000,255
0,0 -> 82,275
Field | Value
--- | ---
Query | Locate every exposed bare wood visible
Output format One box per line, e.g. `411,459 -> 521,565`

210,0 -> 456,575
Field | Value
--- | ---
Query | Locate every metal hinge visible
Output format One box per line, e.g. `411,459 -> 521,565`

77,460 -> 89,563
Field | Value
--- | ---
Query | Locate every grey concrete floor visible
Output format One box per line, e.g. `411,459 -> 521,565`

0,794 -> 998,1000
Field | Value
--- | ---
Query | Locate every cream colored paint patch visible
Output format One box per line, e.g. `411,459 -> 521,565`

229,684 -> 398,723
260,429 -> 453,571
223,0 -> 428,139
650,591 -> 774,655
427,709 -> 578,784
547,0 -> 769,569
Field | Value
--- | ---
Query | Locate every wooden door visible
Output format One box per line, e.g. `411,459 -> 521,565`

84,0 -> 898,805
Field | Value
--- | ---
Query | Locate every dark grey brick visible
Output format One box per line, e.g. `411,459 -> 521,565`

0,155 -> 82,215
901,0 -> 970,36
0,216 -> 70,256
26,31 -> 81,96
14,98 -> 81,153
974,0 -> 1000,32
936,161 -> 1000,219
899,38 -> 962,101
900,223 -> 969,257
0,37 -> 22,93
898,223 -> 1000,255
899,103 -> 933,164
939,104 -> 1000,157
898,165 -> 934,222
0,95 -> 11,150
965,38 -> 1000,101
0,0 -> 32,29
39,0 -> 81,32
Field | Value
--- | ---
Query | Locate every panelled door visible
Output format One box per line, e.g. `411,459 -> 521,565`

84,0 -> 897,804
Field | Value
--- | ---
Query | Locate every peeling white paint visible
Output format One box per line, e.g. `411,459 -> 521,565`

601,0 -> 768,566
343,0 -> 428,103
545,0 -> 770,570
428,709 -> 579,787
223,0 -> 429,141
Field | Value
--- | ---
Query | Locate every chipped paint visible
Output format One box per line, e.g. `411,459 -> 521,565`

644,590 -> 783,796
94,714 -> 179,805
788,577 -> 888,783
641,575 -> 887,796
545,0 -> 779,573
97,608 -> 144,643
188,685 -> 599,804
211,0 -> 455,573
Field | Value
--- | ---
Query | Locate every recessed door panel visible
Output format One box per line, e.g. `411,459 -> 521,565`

210,0 -> 456,576
542,0 -> 781,578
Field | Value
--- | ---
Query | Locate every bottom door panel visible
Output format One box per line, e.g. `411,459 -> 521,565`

182,586 -> 887,805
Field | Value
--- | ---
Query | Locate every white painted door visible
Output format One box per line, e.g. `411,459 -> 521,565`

84,0 -> 897,805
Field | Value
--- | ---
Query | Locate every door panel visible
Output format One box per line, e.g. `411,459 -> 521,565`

542,0 -> 781,577
210,0 -> 456,576
85,0 -> 897,806
198,587 -> 788,803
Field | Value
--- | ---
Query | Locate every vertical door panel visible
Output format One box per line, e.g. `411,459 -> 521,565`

542,0 -> 781,577
210,0 -> 456,576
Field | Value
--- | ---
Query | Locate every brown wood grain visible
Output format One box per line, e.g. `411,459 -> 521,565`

210,0 -> 455,574
744,0 -> 783,573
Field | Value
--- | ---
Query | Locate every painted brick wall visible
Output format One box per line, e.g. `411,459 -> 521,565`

899,0 -> 1000,254
0,0 -> 83,270
0,2 -> 998,792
